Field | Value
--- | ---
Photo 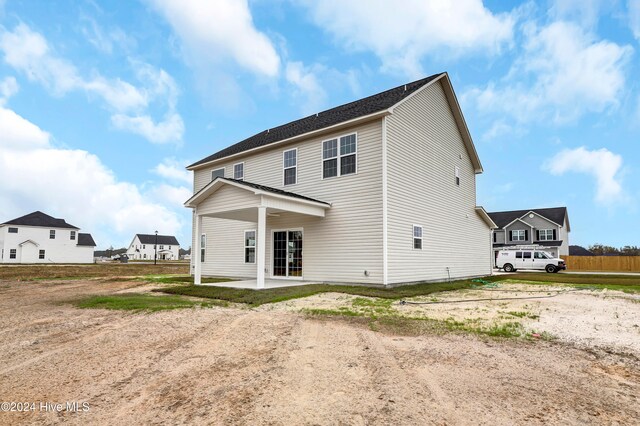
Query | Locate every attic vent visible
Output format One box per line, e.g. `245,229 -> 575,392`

404,84 -> 407,91
267,129 -> 270,133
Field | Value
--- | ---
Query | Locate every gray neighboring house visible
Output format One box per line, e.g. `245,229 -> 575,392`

488,207 -> 570,264
185,72 -> 497,288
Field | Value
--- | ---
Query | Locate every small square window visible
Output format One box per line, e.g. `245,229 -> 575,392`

212,168 -> 225,180
8,227 -> 18,233
50,230 -> 56,239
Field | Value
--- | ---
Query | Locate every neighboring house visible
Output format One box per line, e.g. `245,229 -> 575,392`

0,211 -> 96,263
126,234 -> 180,260
184,72 -> 496,287
487,207 -> 570,263
569,245 -> 593,256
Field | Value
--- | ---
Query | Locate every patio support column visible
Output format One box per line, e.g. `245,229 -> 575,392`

194,212 -> 202,285
257,206 -> 266,289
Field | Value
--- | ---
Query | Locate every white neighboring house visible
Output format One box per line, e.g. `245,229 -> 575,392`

126,234 -> 180,261
185,72 -> 497,288
0,211 -> 96,263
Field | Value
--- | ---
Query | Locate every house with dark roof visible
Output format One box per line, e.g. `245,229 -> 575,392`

126,234 -> 180,261
184,72 -> 497,287
487,207 -> 570,264
0,211 -> 96,263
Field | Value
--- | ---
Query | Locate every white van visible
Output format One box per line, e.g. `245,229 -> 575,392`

496,249 -> 566,273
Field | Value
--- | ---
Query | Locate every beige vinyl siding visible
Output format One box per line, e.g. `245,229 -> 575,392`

191,120 -> 384,284
386,80 -> 491,283
559,217 -> 570,256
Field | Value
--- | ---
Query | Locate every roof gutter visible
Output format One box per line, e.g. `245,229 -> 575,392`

187,110 -> 392,171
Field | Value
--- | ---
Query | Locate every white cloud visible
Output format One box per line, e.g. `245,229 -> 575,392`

0,102 -> 187,247
148,0 -> 280,77
0,75 -> 18,105
147,184 -> 192,207
152,158 -> 191,184
549,0 -> 609,27
630,0 -> 640,40
0,23 -> 183,143
285,61 -> 327,115
544,147 -> 625,204
465,21 -> 632,124
295,0 -> 515,76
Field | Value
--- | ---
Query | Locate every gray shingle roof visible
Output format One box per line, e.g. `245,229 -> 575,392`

2,211 -> 79,229
488,207 -> 567,229
136,234 -> 180,246
224,178 -> 330,205
77,233 -> 96,247
188,73 -> 443,168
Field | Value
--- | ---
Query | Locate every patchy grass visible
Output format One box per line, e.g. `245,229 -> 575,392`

488,273 -> 640,292
0,263 -> 189,281
73,294 -> 222,312
156,279 -> 479,307
138,275 -> 235,285
506,311 -> 540,319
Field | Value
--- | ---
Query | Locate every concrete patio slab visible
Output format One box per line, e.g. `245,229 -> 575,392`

199,278 -> 315,290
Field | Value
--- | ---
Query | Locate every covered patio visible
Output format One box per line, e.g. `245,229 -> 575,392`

184,177 -> 331,289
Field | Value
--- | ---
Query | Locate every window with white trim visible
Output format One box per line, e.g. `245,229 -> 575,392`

413,225 -> 423,250
244,230 -> 256,263
10,249 -> 16,259
538,229 -> 554,241
200,234 -> 206,263
50,230 -> 55,239
283,149 -> 297,185
39,250 -> 45,259
8,227 -> 17,233
455,166 -> 460,186
70,231 -> 76,240
322,133 -> 357,179
212,168 -> 225,180
234,163 -> 244,180
512,230 -> 526,241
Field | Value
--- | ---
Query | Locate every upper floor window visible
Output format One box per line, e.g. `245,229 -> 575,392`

160,245 -> 164,250
511,230 -> 526,241
143,245 -> 145,249
283,149 -> 297,185
212,168 -> 225,180
8,227 -> 18,233
234,163 -> 244,180
455,166 -> 460,186
322,133 -> 357,179
50,230 -> 56,239
538,229 -> 555,241
244,230 -> 256,263
413,225 -> 423,250
70,231 -> 76,240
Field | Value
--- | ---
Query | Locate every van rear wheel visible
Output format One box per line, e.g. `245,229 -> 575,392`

503,263 -> 514,273
545,264 -> 557,273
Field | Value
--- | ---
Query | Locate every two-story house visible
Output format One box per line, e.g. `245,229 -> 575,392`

0,211 -> 96,263
126,234 -> 180,261
184,72 -> 497,287
487,207 -> 570,264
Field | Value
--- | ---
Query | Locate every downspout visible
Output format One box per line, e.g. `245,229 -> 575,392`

382,116 -> 389,287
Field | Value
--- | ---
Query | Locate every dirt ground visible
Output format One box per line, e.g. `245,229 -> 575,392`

1,279 -> 639,425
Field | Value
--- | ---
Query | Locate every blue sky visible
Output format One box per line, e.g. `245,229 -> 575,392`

1,0 -> 639,249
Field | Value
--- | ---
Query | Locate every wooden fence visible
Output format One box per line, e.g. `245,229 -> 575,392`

563,255 -> 640,272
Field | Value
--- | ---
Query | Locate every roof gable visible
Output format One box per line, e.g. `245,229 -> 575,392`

188,73 -> 444,169
185,177 -> 331,208
487,207 -> 568,229
2,211 -> 79,229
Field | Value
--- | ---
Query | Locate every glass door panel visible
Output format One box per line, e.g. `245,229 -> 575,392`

288,231 -> 303,277
273,231 -> 287,277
